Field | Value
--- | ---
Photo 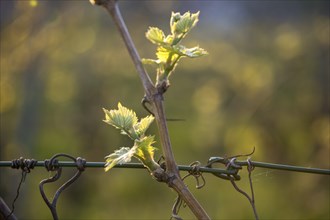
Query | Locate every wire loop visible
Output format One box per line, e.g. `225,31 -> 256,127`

206,157 -> 241,181
171,161 -> 206,220
39,153 -> 86,220
206,147 -> 256,181
182,161 -> 206,189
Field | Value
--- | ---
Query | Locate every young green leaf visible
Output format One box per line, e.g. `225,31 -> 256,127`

146,27 -> 166,45
170,12 -> 181,32
134,136 -> 157,161
170,11 -> 200,45
141,58 -> 161,65
104,147 -> 136,172
173,45 -> 208,58
103,103 -> 138,138
134,115 -> 155,138
103,104 -> 158,172
156,47 -> 172,63
143,11 -> 207,87
164,35 -> 174,45
174,11 -> 199,34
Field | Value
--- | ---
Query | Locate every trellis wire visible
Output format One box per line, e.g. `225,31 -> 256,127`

1,156 -> 329,220
0,159 -> 329,175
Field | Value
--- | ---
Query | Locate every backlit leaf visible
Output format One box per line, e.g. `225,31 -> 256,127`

156,47 -> 171,63
170,11 -> 200,36
146,27 -> 165,45
173,45 -> 208,58
134,115 -> 155,137
134,136 -> 156,161
103,103 -> 138,138
141,58 -> 161,65
104,147 -> 136,172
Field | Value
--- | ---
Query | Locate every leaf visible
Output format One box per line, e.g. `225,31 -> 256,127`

156,47 -> 171,63
143,11 -> 207,86
104,147 -> 136,172
175,14 -> 193,34
134,115 -> 155,137
173,45 -> 208,58
164,35 -> 174,45
134,136 -> 157,161
156,46 -> 180,63
146,27 -> 166,45
170,12 -> 182,35
141,58 -> 161,66
170,11 -> 200,36
103,103 -> 138,138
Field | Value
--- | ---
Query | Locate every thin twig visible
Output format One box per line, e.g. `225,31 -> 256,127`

5,171 -> 26,220
247,159 -> 259,220
100,0 -> 155,97
229,178 -> 259,220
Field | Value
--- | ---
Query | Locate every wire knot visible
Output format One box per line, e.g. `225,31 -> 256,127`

206,147 -> 256,181
247,157 -> 255,172
189,161 -> 201,174
11,157 -> 37,173
7,157 -> 37,219
76,157 -> 86,171
227,158 -> 242,170
44,159 -> 59,172
206,157 -> 241,181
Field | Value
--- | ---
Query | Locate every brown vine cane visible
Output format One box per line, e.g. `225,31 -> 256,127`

171,161 -> 206,220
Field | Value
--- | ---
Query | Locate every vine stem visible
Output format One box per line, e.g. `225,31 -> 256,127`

99,0 -> 154,96
94,0 -> 210,219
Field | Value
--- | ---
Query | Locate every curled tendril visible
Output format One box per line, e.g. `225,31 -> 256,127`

182,161 -> 206,189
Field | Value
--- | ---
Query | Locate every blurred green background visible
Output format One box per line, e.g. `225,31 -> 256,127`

1,0 -> 329,219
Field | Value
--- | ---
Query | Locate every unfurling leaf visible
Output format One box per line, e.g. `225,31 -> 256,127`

141,58 -> 161,65
103,103 -> 155,140
173,45 -> 208,58
103,102 -> 138,138
104,147 -> 136,172
172,11 -> 199,34
170,11 -> 200,44
103,103 -> 157,172
146,27 -> 165,45
143,11 -> 207,87
133,136 -> 159,172
134,115 -> 155,138
170,12 -> 181,32
156,47 -> 174,63
134,136 -> 157,161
